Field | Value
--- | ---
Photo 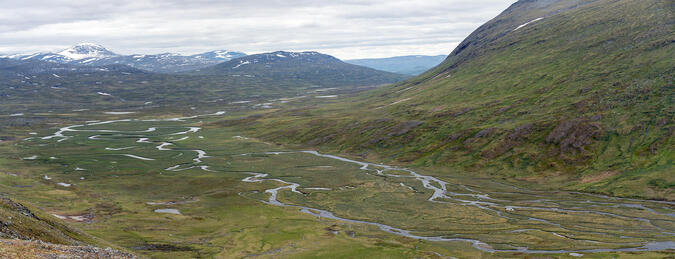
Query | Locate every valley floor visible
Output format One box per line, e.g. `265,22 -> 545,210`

0,109 -> 672,258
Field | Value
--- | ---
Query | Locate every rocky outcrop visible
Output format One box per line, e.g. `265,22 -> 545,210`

0,196 -> 137,258
0,239 -> 136,259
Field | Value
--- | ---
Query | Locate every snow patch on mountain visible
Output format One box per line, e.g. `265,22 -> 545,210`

5,44 -> 247,73
514,17 -> 544,31
211,50 -> 237,59
57,43 -> 119,60
232,60 -> 251,69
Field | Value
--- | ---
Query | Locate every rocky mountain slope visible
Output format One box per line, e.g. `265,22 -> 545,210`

0,195 -> 134,258
194,51 -> 408,87
3,43 -> 246,73
346,55 -> 447,75
0,239 -> 135,259
240,0 -> 674,200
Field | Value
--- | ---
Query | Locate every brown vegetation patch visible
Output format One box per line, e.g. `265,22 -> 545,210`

546,118 -> 603,155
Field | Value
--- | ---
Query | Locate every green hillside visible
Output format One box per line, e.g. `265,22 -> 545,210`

238,0 -> 674,200
0,0 -> 672,257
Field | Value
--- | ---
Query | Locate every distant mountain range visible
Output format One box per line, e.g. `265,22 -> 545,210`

0,57 -> 143,77
1,47 -> 407,88
346,55 -> 447,75
1,43 -> 448,76
1,43 -> 246,73
195,51 -> 408,87
0,49 -> 409,115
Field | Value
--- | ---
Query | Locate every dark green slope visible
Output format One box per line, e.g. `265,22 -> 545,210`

241,0 -> 674,200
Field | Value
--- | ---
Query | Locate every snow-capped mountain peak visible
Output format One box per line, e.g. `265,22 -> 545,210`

4,44 -> 247,73
57,43 -> 118,60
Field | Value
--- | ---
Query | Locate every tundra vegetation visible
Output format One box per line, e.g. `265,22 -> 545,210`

0,0 -> 672,258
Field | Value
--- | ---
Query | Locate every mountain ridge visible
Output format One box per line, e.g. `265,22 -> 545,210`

4,43 -> 247,73
0,57 -> 145,76
194,50 -> 409,87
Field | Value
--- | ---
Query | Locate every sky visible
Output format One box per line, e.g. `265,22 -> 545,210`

0,0 -> 516,59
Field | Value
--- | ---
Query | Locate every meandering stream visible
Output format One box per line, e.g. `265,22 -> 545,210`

235,150 -> 675,254
32,111 -> 675,254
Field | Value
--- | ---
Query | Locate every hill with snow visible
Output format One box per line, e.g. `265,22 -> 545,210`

5,43 -> 246,73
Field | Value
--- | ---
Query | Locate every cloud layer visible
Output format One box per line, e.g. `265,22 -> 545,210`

0,0 -> 515,59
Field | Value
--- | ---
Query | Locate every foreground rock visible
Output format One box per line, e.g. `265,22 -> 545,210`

0,239 -> 136,259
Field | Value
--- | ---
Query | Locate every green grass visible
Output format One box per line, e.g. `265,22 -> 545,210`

0,115 -> 459,258
0,0 -> 673,257
0,111 -> 671,258
234,0 -> 674,200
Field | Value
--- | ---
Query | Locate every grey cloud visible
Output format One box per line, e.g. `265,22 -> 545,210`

0,0 -> 516,59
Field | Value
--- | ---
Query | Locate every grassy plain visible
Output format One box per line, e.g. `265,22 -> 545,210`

0,108 -> 671,258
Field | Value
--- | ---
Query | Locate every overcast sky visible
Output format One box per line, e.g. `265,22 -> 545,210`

0,0 -> 515,59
